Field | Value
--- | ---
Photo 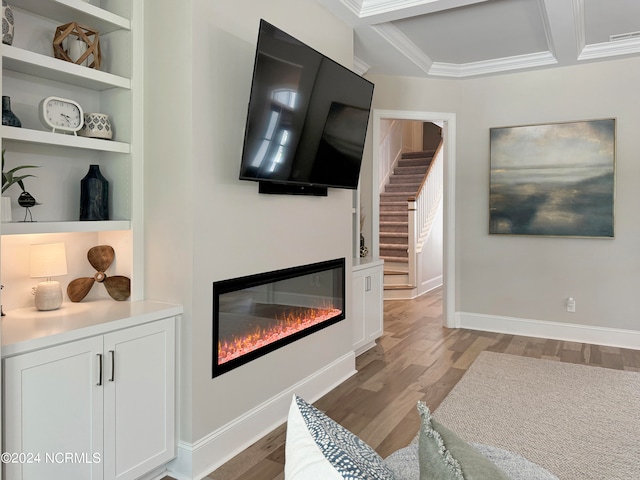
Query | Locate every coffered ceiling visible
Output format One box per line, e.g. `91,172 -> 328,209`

316,0 -> 640,78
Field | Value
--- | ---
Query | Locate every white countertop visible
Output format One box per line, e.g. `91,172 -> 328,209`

2,299 -> 183,357
352,256 -> 384,271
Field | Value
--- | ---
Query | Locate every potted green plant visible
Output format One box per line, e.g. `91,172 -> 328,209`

2,149 -> 39,222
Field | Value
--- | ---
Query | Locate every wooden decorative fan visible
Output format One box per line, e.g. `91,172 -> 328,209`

67,245 -> 130,302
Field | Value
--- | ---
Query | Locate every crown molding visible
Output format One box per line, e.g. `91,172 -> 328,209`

579,37 -> 640,61
339,0 -> 366,17
358,0 -> 487,19
370,23 -> 433,73
353,56 -> 371,75
429,51 -> 557,77
571,0 -> 640,62
360,0 -> 438,17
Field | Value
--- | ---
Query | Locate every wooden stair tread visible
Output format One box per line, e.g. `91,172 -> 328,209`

384,284 -> 415,290
380,232 -> 408,237
380,256 -> 408,263
402,149 -> 435,158
390,174 -> 424,182
385,184 -> 421,191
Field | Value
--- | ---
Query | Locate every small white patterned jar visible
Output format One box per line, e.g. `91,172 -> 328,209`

78,112 -> 113,139
2,0 -> 14,46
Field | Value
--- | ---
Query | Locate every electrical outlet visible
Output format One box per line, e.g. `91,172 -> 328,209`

566,297 -> 576,313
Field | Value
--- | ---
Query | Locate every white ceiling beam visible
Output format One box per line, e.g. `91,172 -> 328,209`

539,0 -> 581,64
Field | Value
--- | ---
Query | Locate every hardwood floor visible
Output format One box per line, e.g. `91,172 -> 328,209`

168,287 -> 640,480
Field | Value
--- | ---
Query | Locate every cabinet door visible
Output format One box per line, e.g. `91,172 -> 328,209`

3,337 -> 105,480
364,268 -> 384,342
352,264 -> 384,354
352,272 -> 367,351
102,318 -> 175,480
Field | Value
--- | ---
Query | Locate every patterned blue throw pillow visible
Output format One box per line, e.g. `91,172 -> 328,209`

284,394 -> 397,480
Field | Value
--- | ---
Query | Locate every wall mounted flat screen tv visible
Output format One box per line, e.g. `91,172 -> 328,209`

239,19 -> 375,195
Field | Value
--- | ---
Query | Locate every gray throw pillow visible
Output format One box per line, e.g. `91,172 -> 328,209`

385,443 -> 560,480
417,401 -> 509,480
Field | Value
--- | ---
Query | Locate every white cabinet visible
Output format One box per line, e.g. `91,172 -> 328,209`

352,258 -> 384,354
3,335 -> 104,479
103,318 -> 175,480
3,315 -> 176,480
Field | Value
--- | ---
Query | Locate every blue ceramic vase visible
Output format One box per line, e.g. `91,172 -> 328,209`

2,96 -> 21,127
80,164 -> 109,221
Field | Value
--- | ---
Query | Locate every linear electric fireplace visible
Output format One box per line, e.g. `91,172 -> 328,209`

212,258 -> 345,378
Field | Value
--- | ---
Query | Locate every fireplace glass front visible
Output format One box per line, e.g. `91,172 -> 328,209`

212,258 -> 345,377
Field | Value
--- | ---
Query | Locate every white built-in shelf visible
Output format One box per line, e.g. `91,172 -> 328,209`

2,126 -> 130,153
0,1 -> 140,311
1,220 -> 131,235
2,45 -> 131,91
10,0 -> 130,34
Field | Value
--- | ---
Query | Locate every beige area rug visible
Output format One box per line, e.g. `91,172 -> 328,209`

434,351 -> 640,480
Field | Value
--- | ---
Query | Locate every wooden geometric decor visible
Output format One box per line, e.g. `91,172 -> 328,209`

53,22 -> 101,69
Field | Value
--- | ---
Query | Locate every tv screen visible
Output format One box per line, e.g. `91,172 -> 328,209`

239,20 -> 374,192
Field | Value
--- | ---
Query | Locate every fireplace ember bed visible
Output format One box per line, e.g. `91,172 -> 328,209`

212,258 -> 345,378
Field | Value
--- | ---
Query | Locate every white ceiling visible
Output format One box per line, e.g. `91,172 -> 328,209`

317,0 -> 640,78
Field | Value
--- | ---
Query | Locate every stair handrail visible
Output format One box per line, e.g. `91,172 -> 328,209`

407,140 -> 443,204
406,139 -> 444,286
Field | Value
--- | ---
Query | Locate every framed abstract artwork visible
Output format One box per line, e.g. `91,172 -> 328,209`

489,119 -> 615,237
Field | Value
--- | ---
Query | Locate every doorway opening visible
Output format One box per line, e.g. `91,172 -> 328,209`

371,110 -> 456,328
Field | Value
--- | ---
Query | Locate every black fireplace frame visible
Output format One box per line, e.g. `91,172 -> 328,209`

212,257 -> 346,378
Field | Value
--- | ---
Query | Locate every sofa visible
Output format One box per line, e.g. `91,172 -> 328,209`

284,395 -> 558,480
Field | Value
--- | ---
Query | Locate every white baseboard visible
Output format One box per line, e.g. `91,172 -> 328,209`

354,340 -> 377,356
138,466 -> 172,480
458,312 -> 640,350
168,351 -> 357,480
383,276 -> 442,301
418,275 -> 443,297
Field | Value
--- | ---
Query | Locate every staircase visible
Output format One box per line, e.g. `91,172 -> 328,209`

380,150 -> 435,290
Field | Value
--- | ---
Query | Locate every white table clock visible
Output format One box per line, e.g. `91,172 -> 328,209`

39,96 -> 84,134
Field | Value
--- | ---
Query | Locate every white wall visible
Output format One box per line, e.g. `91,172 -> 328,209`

368,55 -> 640,334
145,0 -> 358,475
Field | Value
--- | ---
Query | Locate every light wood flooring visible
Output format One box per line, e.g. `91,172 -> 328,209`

163,287 -> 640,480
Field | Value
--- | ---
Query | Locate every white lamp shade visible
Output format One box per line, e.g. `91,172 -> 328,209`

30,243 -> 68,278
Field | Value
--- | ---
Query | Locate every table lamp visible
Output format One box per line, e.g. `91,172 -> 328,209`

30,243 -> 67,311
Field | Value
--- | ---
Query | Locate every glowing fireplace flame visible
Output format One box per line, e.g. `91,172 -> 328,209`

218,305 -> 341,365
